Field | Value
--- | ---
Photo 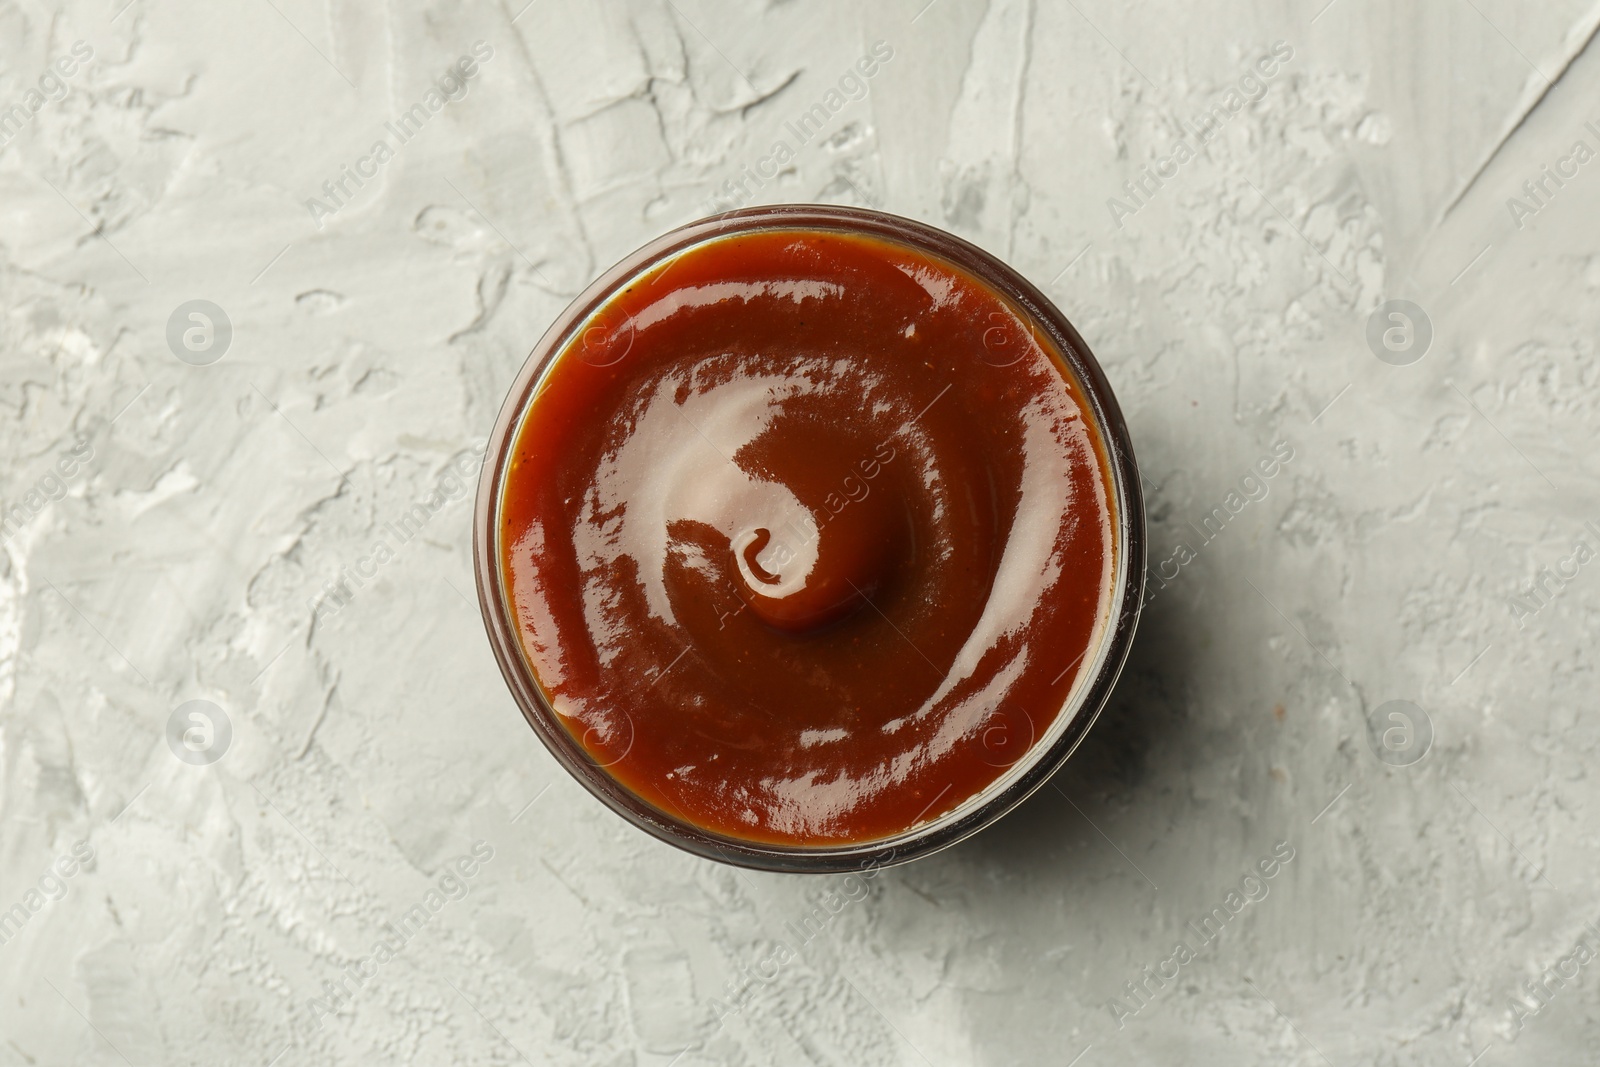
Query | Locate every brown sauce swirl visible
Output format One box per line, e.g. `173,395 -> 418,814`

500,228 -> 1117,845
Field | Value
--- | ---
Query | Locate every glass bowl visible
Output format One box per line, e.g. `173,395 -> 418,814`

473,204 -> 1145,872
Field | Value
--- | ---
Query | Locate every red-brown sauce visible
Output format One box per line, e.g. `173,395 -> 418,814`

500,228 -> 1117,845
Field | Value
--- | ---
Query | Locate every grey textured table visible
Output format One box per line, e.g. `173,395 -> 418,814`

1,1 -> 1597,1064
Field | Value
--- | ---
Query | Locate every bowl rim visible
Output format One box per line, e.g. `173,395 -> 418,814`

472,204 -> 1146,873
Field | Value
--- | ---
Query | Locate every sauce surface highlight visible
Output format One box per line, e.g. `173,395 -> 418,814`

500,228 -> 1116,845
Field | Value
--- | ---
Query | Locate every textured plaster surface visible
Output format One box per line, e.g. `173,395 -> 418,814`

2,0 -> 1599,1064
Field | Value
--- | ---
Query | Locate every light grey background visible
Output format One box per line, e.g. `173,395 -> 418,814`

2,0 -> 1598,1063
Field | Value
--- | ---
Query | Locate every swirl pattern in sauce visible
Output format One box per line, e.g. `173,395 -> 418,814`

500,228 -> 1116,845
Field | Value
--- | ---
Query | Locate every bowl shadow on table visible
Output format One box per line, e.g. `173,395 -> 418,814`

922,578 -> 1203,880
